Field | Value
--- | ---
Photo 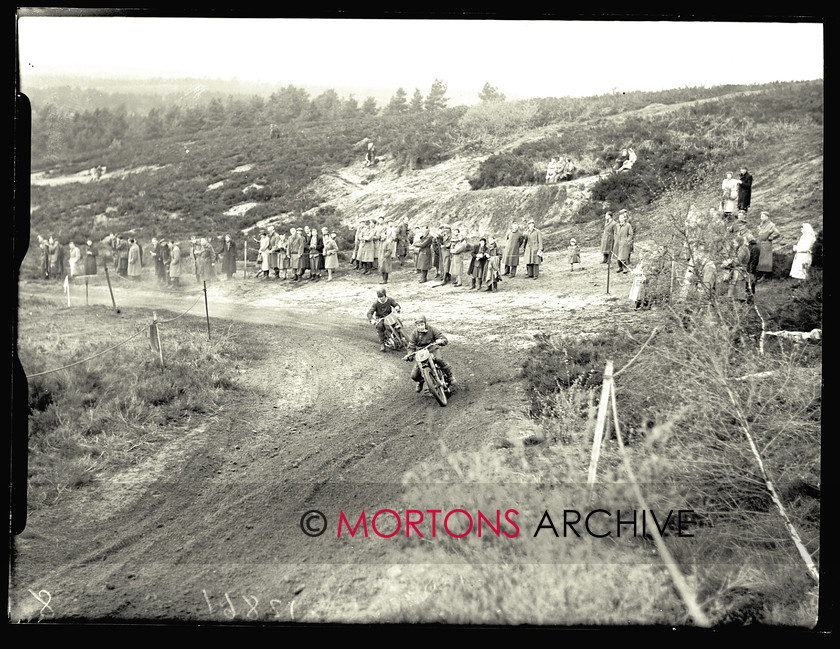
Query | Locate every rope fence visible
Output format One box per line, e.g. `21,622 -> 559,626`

24,287 -> 210,379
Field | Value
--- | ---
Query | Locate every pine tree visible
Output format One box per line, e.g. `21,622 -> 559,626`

385,87 -> 408,114
479,82 -> 506,103
424,79 -> 449,111
409,88 -> 425,112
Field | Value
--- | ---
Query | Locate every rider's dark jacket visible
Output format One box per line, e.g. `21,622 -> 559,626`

407,326 -> 448,353
367,297 -> 400,320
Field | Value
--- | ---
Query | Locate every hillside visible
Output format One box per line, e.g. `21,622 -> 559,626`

13,81 -> 823,627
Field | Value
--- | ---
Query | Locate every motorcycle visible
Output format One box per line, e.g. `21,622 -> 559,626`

374,310 -> 409,351
404,342 -> 451,407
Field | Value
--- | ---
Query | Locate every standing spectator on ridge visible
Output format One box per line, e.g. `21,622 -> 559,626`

365,141 -> 376,167
128,238 -> 142,281
612,212 -> 634,274
746,236 -> 761,301
600,212 -> 616,263
502,222 -> 525,278
756,211 -> 781,280
323,227 -> 339,281
721,172 -> 739,219
351,219 -> 363,270
83,239 -> 98,276
396,219 -> 410,267
219,234 -> 237,281
523,220 -> 544,279
790,223 -> 817,282
737,167 -> 753,213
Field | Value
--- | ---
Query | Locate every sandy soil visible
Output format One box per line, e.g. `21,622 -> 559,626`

10,250 -> 651,624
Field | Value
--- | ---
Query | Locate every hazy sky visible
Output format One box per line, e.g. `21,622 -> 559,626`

16,14 -> 824,100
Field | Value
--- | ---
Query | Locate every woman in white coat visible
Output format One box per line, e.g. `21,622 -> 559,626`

789,223 -> 817,281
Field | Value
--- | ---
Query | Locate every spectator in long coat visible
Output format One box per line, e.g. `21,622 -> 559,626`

379,226 -> 395,284
323,227 -> 339,281
721,172 -> 739,218
415,225 -> 434,283
169,241 -> 182,287
278,232 -> 290,279
396,219 -> 410,266
737,167 -> 753,213
267,226 -> 281,278
128,238 -> 142,280
600,212 -> 616,263
257,231 -> 270,278
468,237 -> 489,290
438,225 -> 453,284
117,236 -> 130,277
523,220 -> 544,279
83,239 -> 98,276
502,223 -> 525,277
219,234 -> 237,280
150,238 -> 165,285
47,236 -> 64,279
292,228 -> 308,280
756,211 -> 781,277
373,217 -> 386,266
197,238 -> 216,283
309,229 -> 323,281
189,235 -> 201,282
160,239 -> 171,284
612,213 -> 634,273
37,235 -> 49,279
300,226 -> 312,278
483,237 -> 501,292
67,241 -> 81,278
351,221 -> 363,270
789,223 -> 817,281
431,229 -> 442,279
450,230 -> 468,287
287,227 -> 300,278
358,220 -> 376,275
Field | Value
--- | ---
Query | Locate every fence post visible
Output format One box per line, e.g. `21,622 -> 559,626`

85,277 -> 89,306
587,360 -> 614,487
606,256 -> 611,294
203,280 -> 211,341
103,261 -> 118,312
244,241 -> 247,279
151,311 -> 164,368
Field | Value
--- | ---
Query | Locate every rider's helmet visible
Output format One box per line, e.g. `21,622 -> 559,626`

415,314 -> 428,333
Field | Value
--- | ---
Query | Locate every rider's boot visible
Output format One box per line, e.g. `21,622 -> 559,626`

415,380 -> 424,393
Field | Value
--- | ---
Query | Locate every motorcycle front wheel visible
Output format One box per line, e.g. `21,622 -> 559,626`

421,364 -> 448,407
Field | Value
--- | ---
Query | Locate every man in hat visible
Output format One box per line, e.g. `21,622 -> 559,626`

367,287 -> 402,352
415,225 -> 434,283
405,315 -> 454,392
438,225 -> 453,284
502,222 -> 525,277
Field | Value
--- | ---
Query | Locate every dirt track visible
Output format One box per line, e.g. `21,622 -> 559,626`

11,251 -> 651,623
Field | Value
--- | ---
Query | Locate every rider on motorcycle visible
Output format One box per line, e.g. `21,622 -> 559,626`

405,314 -> 455,392
367,287 -> 402,352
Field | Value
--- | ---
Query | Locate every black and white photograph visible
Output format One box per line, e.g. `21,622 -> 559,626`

11,10 -> 824,628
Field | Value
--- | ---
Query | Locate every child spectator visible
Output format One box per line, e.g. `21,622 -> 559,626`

568,238 -> 582,271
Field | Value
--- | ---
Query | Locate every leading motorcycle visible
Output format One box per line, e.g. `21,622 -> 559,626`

404,342 -> 451,407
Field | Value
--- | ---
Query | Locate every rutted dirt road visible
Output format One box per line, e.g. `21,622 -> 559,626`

11,250 -> 649,623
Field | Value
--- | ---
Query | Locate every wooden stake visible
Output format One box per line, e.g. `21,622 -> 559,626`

244,241 -> 247,279
103,262 -> 117,311
606,255 -> 611,294
587,360 -> 614,488
151,311 -> 164,367
85,277 -> 89,306
203,280 -> 211,340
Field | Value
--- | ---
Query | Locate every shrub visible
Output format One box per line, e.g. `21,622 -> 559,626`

469,154 -> 539,190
